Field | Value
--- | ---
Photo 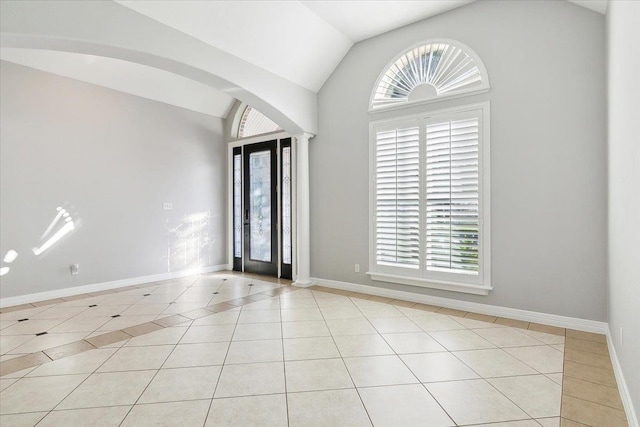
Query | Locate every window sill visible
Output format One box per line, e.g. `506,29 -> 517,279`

367,272 -> 492,296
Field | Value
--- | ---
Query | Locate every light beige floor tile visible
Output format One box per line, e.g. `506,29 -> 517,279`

98,315 -> 158,332
0,374 -> 87,414
238,309 -> 281,324
214,362 -> 285,398
180,324 -> 235,343
192,310 -> 240,325
37,406 -> 131,427
565,337 -> 609,356
57,370 -> 156,409
358,305 -> 405,319
536,417 -> 561,427
401,352 -> 479,382
96,345 -> 173,372
233,323 -> 282,341
0,412 -> 47,427
206,393 -> 287,427
280,298 -> 318,309
0,335 -> 35,354
49,316 -> 112,333
489,374 -> 561,418
453,316 -> 504,329
474,327 -> 546,348
282,321 -> 330,338
521,328 -> 566,345
0,306 -> 50,321
284,337 -> 340,360
85,330 -> 131,348
426,379 -> 528,425
333,334 -> 394,357
162,342 -> 229,368
470,421 -> 541,427
139,366 -> 221,403
0,320 -> 17,331
225,339 -> 283,364
73,305 -> 130,319
0,378 -> 18,391
31,306 -> 89,320
369,317 -> 422,334
281,308 -> 324,322
318,306 -> 364,320
453,348 -> 537,378
314,297 -> 356,308
9,332 -> 88,355
411,315 -> 466,332
28,348 -> 116,377
344,355 -> 418,387
382,332 -> 446,354
120,303 -> 170,316
326,319 -> 377,336
504,346 -> 564,373
124,326 -> 187,346
241,299 -> 282,311
161,302 -> 207,315
122,400 -> 210,427
285,358 -> 353,392
429,330 -> 495,351
1,319 -> 66,335
287,388 -> 372,427
99,295 -> 145,305
546,372 -> 563,385
359,384 -> 454,427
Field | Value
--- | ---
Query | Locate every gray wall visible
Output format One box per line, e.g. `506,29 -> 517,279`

0,61 -> 227,299
607,1 -> 640,416
311,0 -> 607,320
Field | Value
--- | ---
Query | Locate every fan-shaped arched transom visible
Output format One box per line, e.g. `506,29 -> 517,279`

238,106 -> 282,138
371,40 -> 490,110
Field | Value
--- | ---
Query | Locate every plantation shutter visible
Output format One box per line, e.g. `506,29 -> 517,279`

375,125 -> 420,269
425,114 -> 480,275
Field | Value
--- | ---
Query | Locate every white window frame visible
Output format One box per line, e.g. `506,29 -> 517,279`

368,102 -> 491,296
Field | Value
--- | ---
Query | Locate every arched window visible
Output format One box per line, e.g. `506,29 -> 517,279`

370,40 -> 490,110
237,106 -> 281,138
368,39 -> 491,295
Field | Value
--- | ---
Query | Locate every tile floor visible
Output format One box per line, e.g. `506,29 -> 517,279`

0,272 -> 628,426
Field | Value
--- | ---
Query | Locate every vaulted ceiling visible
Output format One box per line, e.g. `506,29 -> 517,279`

0,0 -> 607,120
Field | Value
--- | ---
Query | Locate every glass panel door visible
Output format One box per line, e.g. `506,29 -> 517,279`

243,140 -> 278,276
280,138 -> 293,279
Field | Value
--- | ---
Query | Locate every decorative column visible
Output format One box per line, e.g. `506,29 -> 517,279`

294,133 -> 314,287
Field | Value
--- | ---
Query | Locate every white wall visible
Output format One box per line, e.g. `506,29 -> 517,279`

311,0 -> 607,320
0,61 -> 227,299
607,0 -> 640,418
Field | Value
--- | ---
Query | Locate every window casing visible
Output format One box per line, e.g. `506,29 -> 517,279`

369,103 -> 491,295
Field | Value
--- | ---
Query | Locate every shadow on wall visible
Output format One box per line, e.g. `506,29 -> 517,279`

166,211 -> 213,273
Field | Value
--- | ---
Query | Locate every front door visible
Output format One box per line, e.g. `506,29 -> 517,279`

243,140 -> 278,276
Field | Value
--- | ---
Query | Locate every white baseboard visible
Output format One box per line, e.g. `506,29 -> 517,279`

606,325 -> 639,427
0,264 -> 229,308
310,276 -> 609,334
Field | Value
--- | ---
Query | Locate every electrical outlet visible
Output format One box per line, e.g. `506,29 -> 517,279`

70,264 -> 79,275
163,202 -> 173,211
355,264 -> 360,273
620,327 -> 624,347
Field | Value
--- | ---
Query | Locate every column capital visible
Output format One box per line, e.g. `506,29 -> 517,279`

293,133 -> 315,143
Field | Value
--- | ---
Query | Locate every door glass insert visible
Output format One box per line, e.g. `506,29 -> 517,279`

233,153 -> 242,259
282,146 -> 292,265
249,150 -> 272,262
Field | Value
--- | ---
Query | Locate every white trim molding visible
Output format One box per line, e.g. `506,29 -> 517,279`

310,276 -> 609,334
368,272 -> 492,295
606,325 -> 640,427
0,264 -> 229,309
